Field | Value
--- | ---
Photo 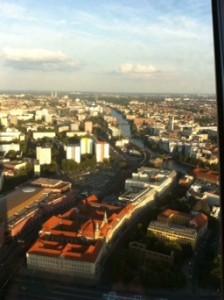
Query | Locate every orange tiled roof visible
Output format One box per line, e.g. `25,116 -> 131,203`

28,239 -> 104,263
78,219 -> 95,239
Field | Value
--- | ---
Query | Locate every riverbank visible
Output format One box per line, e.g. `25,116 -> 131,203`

110,109 -> 195,174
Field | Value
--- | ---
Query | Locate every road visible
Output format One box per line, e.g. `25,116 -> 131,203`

3,272 -> 106,300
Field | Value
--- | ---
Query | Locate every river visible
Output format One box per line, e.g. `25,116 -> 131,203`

111,109 -> 193,174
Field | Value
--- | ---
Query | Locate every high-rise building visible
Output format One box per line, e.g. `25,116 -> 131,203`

95,142 -> 110,163
169,116 -> 175,131
36,146 -> 51,165
51,91 -> 57,98
66,145 -> 81,163
84,121 -> 93,133
44,115 -> 52,124
80,137 -> 93,155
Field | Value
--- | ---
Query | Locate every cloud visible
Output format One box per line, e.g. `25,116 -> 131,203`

2,48 -> 79,71
119,63 -> 158,74
0,2 -> 25,19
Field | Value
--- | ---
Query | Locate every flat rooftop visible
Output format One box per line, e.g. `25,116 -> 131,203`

0,186 -> 43,213
32,178 -> 63,187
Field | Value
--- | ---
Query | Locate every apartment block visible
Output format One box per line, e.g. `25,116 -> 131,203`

95,142 -> 110,163
80,137 -> 93,155
36,146 -> 52,165
148,209 -> 208,248
66,144 -> 81,163
84,121 -> 93,133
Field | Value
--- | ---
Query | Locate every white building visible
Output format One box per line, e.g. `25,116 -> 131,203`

109,126 -> 121,137
125,167 -> 176,197
36,146 -> 52,165
66,145 -> 81,163
1,117 -> 8,127
45,115 -> 52,124
17,114 -> 34,121
169,116 -> 175,131
0,143 -> 20,153
95,142 -> 110,163
0,129 -> 25,142
80,137 -> 93,155
33,132 -> 56,140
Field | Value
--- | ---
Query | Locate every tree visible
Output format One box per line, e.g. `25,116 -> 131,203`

62,159 -> 78,173
41,161 -> 58,176
5,150 -> 17,160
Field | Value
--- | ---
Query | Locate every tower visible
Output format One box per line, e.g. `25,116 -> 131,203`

169,116 -> 175,131
103,211 -> 108,224
95,222 -> 100,239
95,142 -> 110,162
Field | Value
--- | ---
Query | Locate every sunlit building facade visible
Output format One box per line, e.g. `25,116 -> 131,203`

95,142 -> 110,163
66,144 -> 81,163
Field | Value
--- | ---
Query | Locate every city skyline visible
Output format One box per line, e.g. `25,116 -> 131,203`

0,0 -> 215,94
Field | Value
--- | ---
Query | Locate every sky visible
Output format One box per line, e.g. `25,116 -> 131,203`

0,0 -> 215,94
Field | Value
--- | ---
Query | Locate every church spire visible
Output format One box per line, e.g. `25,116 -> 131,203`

95,221 -> 100,239
103,211 -> 108,224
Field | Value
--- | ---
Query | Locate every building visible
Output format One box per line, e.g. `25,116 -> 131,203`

117,187 -> 155,208
0,129 -> 25,142
0,178 -> 73,239
44,114 -> 52,124
148,220 -> 198,248
125,167 -> 176,196
26,195 -> 137,280
80,137 -> 93,155
169,115 -> 175,131
158,209 -> 191,226
26,198 -> 122,280
31,178 -> 71,193
1,117 -> 8,127
148,209 -> 208,248
70,122 -> 80,131
58,125 -> 70,133
27,236 -> 106,280
193,167 -> 219,185
36,146 -> 52,165
9,115 -> 18,126
95,142 -> 110,163
33,132 -> 56,140
108,126 -> 121,137
129,241 -> 174,266
0,143 -> 20,154
26,176 -> 179,281
66,145 -> 81,163
84,121 -> 93,133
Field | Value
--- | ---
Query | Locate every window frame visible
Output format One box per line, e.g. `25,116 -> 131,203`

212,0 -> 224,295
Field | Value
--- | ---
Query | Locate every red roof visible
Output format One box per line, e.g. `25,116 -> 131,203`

191,214 -> 208,228
193,168 -> 219,183
160,209 -> 190,219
